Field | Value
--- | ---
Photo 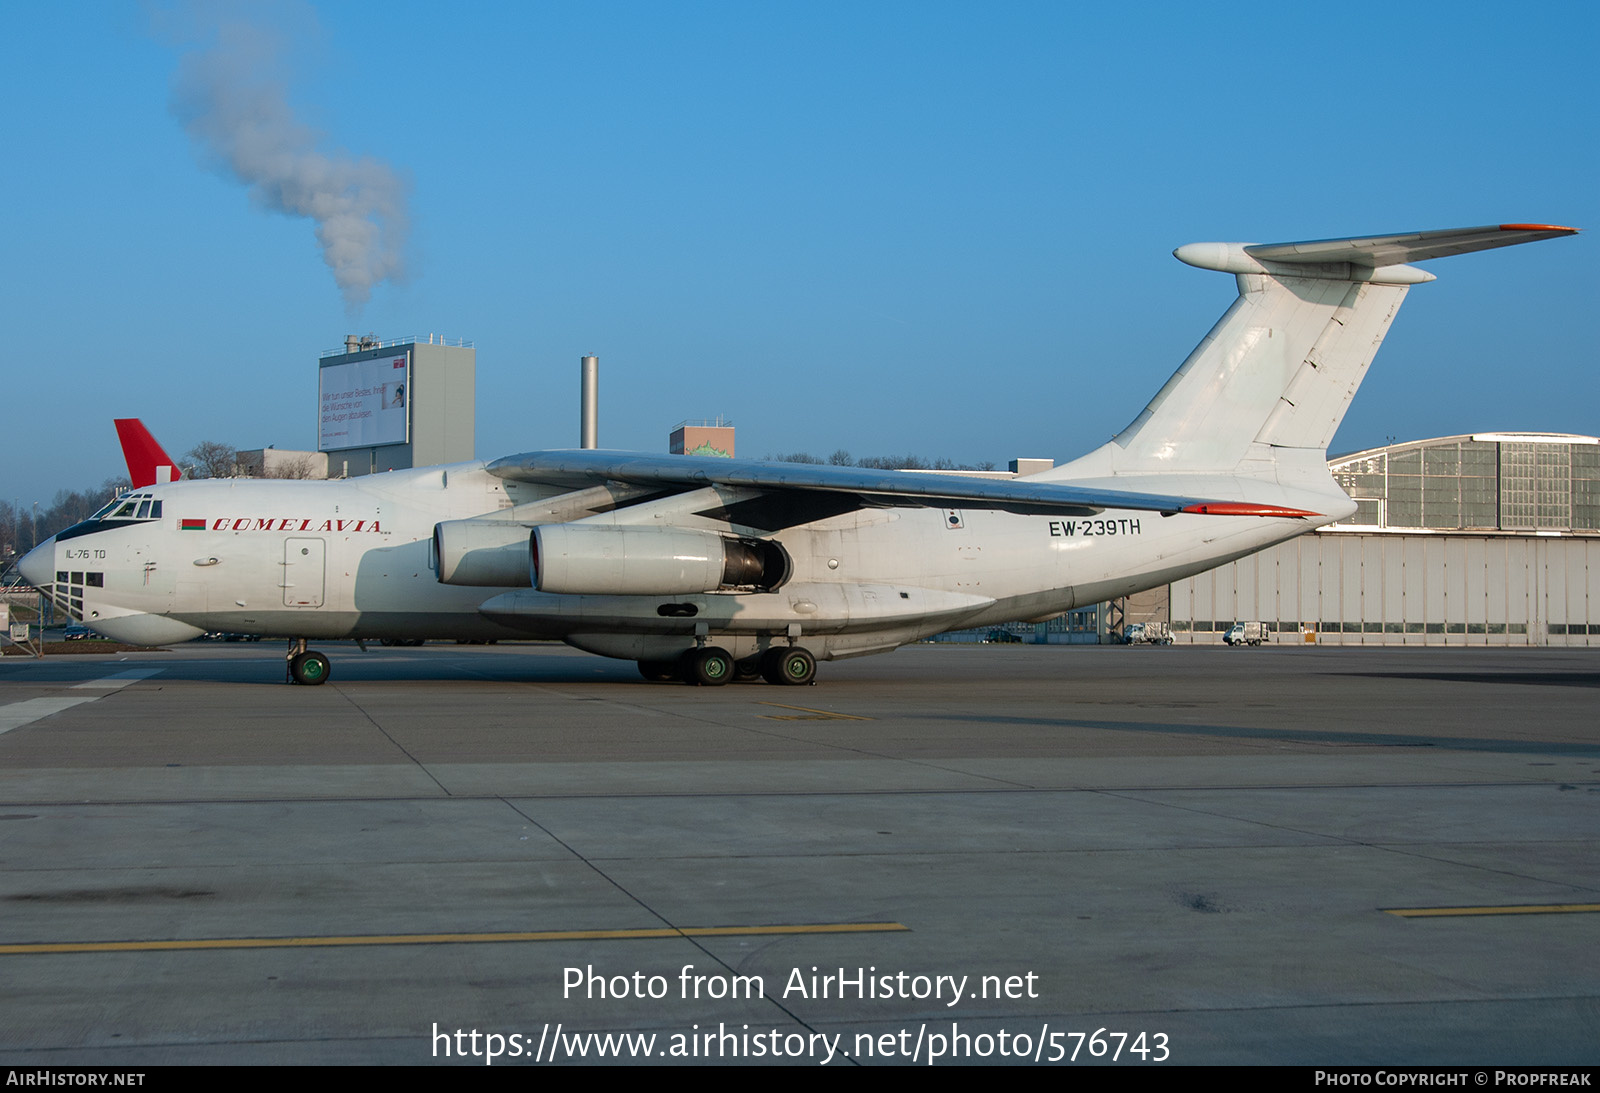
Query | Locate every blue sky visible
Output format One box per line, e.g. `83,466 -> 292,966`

5,1 -> 1595,503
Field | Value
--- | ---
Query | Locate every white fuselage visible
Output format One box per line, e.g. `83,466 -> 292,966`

25,460 -> 1326,661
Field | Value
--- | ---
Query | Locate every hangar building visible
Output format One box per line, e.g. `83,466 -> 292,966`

1158,433 -> 1599,646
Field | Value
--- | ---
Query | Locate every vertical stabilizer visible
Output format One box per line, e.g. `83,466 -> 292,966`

1107,272 -> 1408,473
1045,224 -> 1576,483
114,419 -> 183,488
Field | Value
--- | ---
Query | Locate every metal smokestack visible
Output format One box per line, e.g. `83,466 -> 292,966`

580,355 -> 599,449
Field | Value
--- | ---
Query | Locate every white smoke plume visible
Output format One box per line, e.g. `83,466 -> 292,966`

170,14 -> 409,310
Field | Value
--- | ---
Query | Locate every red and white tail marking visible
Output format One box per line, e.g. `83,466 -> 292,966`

114,419 -> 182,489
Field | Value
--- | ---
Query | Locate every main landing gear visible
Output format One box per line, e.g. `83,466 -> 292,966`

642,644 -> 817,686
760,645 -> 816,686
682,646 -> 734,686
286,638 -> 331,685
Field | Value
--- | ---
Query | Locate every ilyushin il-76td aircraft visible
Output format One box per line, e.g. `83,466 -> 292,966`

20,223 -> 1576,686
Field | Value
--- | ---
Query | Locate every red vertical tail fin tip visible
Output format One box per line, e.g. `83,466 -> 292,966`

113,419 -> 182,488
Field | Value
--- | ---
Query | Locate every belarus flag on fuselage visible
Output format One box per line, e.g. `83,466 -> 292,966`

180,518 -> 205,531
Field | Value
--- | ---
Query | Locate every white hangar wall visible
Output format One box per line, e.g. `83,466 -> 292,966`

1167,432 -> 1599,647
1170,531 -> 1597,646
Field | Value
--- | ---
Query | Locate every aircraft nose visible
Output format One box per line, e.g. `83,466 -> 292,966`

17,539 -> 55,590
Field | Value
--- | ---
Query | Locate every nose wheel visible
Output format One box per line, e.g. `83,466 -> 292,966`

286,639 -> 331,685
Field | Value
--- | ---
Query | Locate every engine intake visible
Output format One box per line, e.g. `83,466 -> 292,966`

434,520 -> 536,587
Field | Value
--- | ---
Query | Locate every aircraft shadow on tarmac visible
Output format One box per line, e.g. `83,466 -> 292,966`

925,712 -> 1600,756
1334,669 -> 1600,689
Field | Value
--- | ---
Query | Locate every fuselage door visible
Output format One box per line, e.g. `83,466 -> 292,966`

283,538 -> 326,608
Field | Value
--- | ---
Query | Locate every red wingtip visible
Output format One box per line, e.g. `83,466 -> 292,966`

114,419 -> 182,488
1182,502 -> 1320,518
1499,223 -> 1578,233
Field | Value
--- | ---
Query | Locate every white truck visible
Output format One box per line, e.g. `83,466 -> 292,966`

1224,621 -> 1268,646
1123,622 -> 1174,645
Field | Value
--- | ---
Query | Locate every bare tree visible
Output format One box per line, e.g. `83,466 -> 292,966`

0,499 -> 15,561
185,441 -> 239,479
31,477 -> 127,541
263,454 -> 320,479
828,449 -> 854,466
858,454 -> 929,470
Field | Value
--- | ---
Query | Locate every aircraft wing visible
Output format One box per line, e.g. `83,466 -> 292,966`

485,449 -> 1314,521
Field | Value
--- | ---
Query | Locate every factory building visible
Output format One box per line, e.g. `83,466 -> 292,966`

670,418 -> 736,458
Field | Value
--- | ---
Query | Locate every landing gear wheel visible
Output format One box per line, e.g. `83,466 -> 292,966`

761,646 -> 816,686
733,657 -> 763,683
638,659 -> 681,682
290,650 -> 331,685
681,646 -> 734,686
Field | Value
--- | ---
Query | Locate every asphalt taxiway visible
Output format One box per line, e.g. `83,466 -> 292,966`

0,642 -> 1596,1065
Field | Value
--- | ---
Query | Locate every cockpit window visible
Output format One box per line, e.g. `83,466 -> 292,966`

98,494 -> 162,522
58,493 -> 165,543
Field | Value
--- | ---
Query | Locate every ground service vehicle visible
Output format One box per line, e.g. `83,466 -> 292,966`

1224,622 -> 1267,646
1123,622 -> 1174,646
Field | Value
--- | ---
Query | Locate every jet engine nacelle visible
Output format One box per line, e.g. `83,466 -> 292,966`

532,524 -> 789,595
434,519 -> 536,587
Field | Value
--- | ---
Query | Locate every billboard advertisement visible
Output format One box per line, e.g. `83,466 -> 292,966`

318,354 -> 410,451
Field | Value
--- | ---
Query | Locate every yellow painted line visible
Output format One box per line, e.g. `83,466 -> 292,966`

758,702 -> 874,721
0,921 -> 908,956
1384,903 -> 1600,918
